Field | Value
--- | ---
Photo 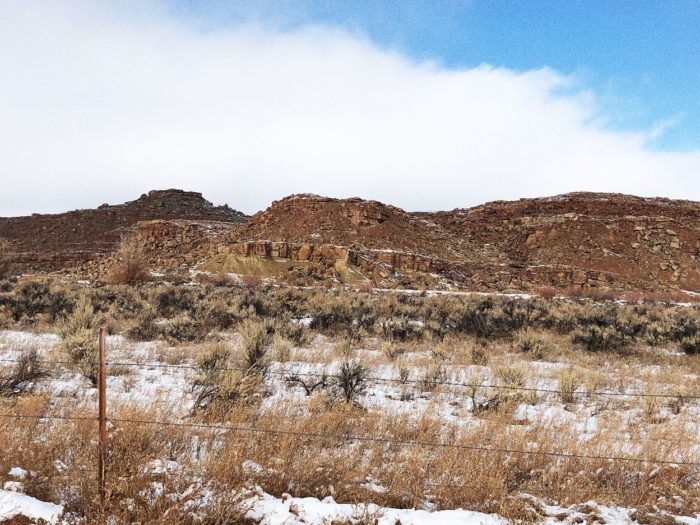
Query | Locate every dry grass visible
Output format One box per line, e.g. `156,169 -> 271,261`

107,234 -> 150,285
2,283 -> 700,521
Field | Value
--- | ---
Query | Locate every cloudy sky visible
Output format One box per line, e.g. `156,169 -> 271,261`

1,1 -> 699,216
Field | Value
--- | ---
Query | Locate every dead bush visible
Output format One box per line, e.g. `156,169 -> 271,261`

286,371 -> 329,396
272,334 -> 292,362
514,330 -> 546,357
420,363 -> 448,392
334,360 -> 368,404
0,348 -> 48,396
381,341 -> 405,361
107,234 -> 149,284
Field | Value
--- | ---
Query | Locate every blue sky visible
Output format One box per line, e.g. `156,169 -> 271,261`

169,0 -> 700,151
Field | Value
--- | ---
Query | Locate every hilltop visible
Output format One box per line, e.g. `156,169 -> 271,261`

2,190 -> 699,292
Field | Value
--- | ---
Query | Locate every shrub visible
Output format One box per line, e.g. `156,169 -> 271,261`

162,315 -> 209,344
277,321 -> 309,347
59,296 -> 105,386
107,234 -> 149,284
193,342 -> 261,413
501,299 -> 548,332
59,295 -> 103,338
453,299 -> 500,338
380,316 -> 423,342
679,334 -> 700,355
309,298 -> 354,333
571,325 -> 627,352
514,330 -> 546,357
61,330 -> 99,386
272,334 -> 292,362
470,341 -> 489,365
240,319 -> 272,371
5,280 -> 73,323
155,286 -> 195,318
496,365 -> 529,403
381,341 -> 405,361
420,364 -> 448,392
557,369 -> 582,404
195,300 -> 239,330
0,348 -> 48,396
125,308 -> 159,341
538,286 -> 557,299
334,360 -> 368,404
241,275 -> 263,289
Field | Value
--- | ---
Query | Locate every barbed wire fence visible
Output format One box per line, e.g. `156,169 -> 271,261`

1,331 -> 700,514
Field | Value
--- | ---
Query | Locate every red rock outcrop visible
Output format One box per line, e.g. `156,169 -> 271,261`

3,189 -> 700,293
0,190 -> 246,273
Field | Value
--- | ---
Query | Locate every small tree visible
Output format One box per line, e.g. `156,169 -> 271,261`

107,234 -> 149,284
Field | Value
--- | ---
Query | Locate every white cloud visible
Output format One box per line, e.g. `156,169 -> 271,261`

1,0 -> 699,216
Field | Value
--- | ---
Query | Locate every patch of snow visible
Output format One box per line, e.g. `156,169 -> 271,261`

0,490 -> 63,524
8,467 -> 28,479
242,488 -> 508,524
3,482 -> 24,492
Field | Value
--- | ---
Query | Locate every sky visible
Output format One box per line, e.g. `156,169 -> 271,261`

1,0 -> 699,216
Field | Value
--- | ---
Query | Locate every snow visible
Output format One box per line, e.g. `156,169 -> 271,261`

8,467 -> 28,479
241,489 -> 700,525
2,328 -> 700,523
243,488 -> 508,525
0,490 -> 63,524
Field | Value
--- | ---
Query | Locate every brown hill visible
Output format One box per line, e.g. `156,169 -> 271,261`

424,192 -> 700,292
2,190 -> 699,293
228,194 -> 464,258
0,189 -> 247,273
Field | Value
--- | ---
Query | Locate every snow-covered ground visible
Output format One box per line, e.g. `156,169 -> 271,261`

0,489 -> 64,524
242,489 -> 700,525
1,329 -> 699,524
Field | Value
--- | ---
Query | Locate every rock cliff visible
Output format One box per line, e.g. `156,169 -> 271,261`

2,190 -> 699,293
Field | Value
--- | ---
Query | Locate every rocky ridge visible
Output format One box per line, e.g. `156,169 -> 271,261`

0,190 -> 247,273
1,190 -> 699,292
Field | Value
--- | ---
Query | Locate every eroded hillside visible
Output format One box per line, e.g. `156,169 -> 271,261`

2,190 -> 699,292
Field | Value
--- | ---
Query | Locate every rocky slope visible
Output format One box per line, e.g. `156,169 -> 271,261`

425,192 -> 700,291
2,190 -> 699,292
0,190 -> 246,272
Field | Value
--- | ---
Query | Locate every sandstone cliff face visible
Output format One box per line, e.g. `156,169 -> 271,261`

3,189 -> 699,293
0,190 -> 246,273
